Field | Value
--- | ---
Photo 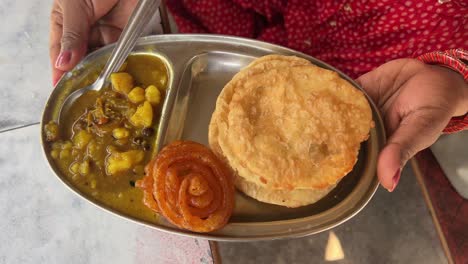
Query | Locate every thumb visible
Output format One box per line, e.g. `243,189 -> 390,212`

377,111 -> 449,192
51,1 -> 91,75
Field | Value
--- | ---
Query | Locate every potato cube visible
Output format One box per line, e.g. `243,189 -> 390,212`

130,101 -> 153,127
112,128 -> 130,139
79,160 -> 90,175
127,87 -> 145,104
145,85 -> 161,106
62,141 -> 73,150
51,142 -> 62,150
106,150 -> 144,175
110,72 -> 134,94
50,149 -> 60,159
70,162 -> 80,174
73,130 -> 92,150
59,149 -> 71,160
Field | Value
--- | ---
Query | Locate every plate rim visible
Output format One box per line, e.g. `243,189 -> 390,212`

41,34 -> 385,241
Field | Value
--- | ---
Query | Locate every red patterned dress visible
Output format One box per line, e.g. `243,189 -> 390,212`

166,0 -> 468,131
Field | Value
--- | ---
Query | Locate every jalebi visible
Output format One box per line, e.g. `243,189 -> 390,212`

136,141 -> 234,232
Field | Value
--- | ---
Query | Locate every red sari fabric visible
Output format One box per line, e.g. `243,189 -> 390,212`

166,0 -> 467,78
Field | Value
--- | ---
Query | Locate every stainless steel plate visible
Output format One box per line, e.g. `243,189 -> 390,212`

41,34 -> 385,241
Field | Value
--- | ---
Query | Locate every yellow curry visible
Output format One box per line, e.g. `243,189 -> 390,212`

44,54 -> 168,223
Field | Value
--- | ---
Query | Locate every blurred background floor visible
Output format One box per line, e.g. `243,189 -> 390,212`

217,166 -> 445,264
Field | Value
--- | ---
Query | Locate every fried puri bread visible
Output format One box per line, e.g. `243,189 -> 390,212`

235,175 -> 336,208
229,55 -> 312,83
209,55 -> 311,157
209,55 -> 373,206
245,55 -> 311,70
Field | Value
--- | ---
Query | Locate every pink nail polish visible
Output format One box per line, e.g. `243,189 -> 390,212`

389,168 -> 401,192
55,51 -> 71,68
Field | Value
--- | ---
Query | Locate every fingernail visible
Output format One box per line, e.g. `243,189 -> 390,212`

55,50 -> 71,68
388,168 -> 401,192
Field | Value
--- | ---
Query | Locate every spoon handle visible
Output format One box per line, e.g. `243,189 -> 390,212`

98,0 -> 161,85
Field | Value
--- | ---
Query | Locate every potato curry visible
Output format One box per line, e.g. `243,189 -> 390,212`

44,54 -> 168,223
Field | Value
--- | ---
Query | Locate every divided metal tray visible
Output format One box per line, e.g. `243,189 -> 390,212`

41,34 -> 385,241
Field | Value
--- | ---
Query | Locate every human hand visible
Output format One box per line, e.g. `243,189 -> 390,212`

49,0 -> 137,85
357,59 -> 468,192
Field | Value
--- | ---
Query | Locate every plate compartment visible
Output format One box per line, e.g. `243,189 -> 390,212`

41,34 -> 385,241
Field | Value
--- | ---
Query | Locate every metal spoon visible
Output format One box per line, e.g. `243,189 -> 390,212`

58,0 -> 161,125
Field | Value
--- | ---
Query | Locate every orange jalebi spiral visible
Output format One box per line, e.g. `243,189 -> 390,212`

135,161 -> 160,213
136,140 -> 235,232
